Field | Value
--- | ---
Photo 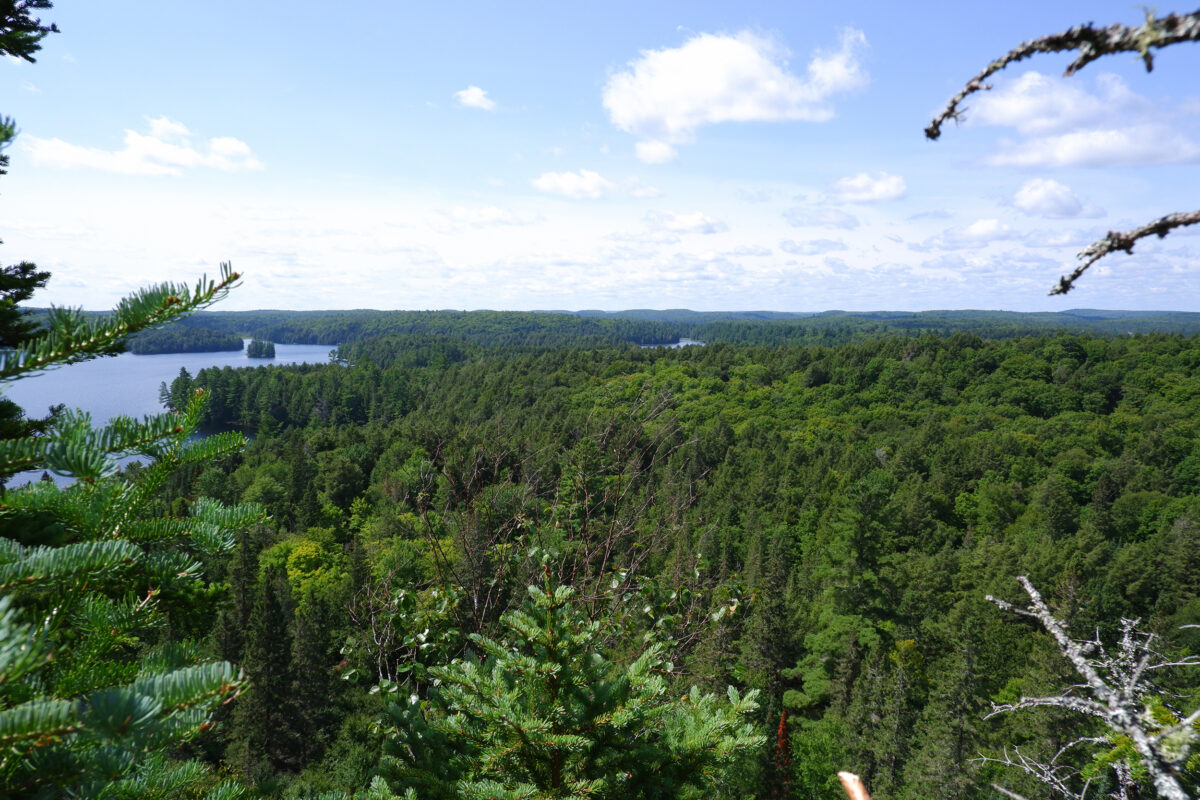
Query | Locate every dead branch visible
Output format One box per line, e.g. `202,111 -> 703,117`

926,10 -> 1200,141
1052,210 -> 1200,295
925,9 -> 1200,295
985,576 -> 1200,800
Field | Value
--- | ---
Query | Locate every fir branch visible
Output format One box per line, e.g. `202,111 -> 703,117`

0,262 -> 241,380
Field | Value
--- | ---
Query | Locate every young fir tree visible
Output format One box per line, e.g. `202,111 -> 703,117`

0,264 -> 266,799
374,571 -> 765,800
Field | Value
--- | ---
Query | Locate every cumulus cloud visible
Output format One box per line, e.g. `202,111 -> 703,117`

635,141 -> 678,164
780,238 -> 848,255
603,28 -> 868,163
645,210 -> 728,234
624,177 -> 662,198
532,169 -> 615,199
915,218 -> 1021,251
454,85 -> 496,110
828,171 -> 906,203
971,71 -> 1200,167
24,116 -> 262,175
1010,178 -> 1104,219
783,206 -> 859,230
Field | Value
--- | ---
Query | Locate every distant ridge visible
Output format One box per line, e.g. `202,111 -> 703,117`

29,307 -> 1200,349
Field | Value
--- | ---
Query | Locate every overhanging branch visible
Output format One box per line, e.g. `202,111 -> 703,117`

926,10 -> 1200,141
1053,210 -> 1200,295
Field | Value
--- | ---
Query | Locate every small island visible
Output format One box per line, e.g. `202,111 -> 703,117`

127,326 -> 244,355
246,338 -> 276,358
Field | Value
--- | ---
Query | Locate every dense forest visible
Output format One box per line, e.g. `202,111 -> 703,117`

248,339 -> 277,358
127,325 -> 245,354
140,321 -> 1200,799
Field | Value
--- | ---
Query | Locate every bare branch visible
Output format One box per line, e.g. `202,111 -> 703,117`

986,694 -> 1108,720
926,10 -> 1200,141
986,576 -> 1200,800
1051,210 -> 1200,295
976,740 -> 1106,799
990,784 -> 1031,800
925,10 -> 1200,294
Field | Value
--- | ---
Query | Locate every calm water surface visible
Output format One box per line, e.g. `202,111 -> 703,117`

2,341 -> 333,484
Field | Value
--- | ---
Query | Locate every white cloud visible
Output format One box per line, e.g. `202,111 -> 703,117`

645,210 -> 728,234
971,71 -> 1117,135
603,28 -> 867,163
24,116 -> 262,175
990,126 -> 1200,167
1010,178 -> 1104,219
783,206 -> 859,229
149,116 -> 191,140
635,140 -> 678,164
780,238 -> 847,255
915,218 -> 1020,251
531,169 -> 615,199
970,71 -> 1200,167
605,229 -> 681,245
725,244 -> 772,257
828,171 -> 906,203
624,177 -> 662,198
454,85 -> 496,111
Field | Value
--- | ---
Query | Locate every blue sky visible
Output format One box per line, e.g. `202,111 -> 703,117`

2,1 -> 1199,311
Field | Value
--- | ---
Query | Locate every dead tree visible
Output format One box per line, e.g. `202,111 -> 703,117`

981,576 -> 1200,800
926,9 -> 1200,295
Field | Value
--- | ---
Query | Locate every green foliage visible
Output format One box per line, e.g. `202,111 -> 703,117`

145,326 -> 1200,797
0,266 -> 266,798
246,339 -> 276,359
129,325 -> 244,355
0,1 -> 57,64
375,576 -> 764,800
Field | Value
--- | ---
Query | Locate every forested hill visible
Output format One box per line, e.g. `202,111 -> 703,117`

77,307 -> 1200,348
126,325 -> 244,354
162,330 -> 1200,798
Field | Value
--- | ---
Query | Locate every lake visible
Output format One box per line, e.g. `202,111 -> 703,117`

2,341 -> 334,484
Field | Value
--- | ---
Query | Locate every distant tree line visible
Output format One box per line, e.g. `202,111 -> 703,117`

127,324 -> 244,354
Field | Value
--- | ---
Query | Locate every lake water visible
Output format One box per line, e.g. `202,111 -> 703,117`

2,341 -> 333,485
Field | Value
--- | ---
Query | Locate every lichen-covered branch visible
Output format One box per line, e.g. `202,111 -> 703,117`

925,10 -> 1200,295
1052,210 -> 1200,294
985,577 -> 1200,800
925,9 -> 1200,141
977,739 -> 1109,799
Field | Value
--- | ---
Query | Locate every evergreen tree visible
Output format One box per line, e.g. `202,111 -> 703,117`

234,564 -> 302,779
375,572 -> 765,800
0,264 -> 265,798
0,4 -> 57,457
